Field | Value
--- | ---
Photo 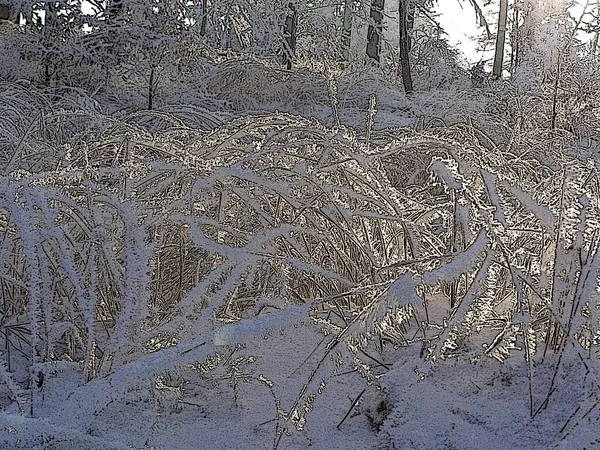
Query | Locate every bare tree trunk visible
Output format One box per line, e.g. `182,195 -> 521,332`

593,4 -> 600,56
406,0 -> 415,51
398,0 -> 413,93
510,5 -> 519,75
341,0 -> 353,61
199,0 -> 208,36
42,2 -> 60,87
493,0 -> 508,78
281,2 -> 297,70
366,0 -> 384,63
148,67 -> 154,110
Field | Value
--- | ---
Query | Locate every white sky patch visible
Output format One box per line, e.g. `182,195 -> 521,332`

433,0 -> 595,66
434,0 -> 486,64
81,1 -> 96,15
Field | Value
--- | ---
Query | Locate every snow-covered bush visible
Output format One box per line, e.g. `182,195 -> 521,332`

0,82 -> 598,449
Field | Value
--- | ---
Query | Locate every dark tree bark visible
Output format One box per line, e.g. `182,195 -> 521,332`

509,5 -> 519,75
148,67 -> 154,110
406,0 -> 415,51
398,0 -> 413,93
281,2 -> 297,70
366,0 -> 384,62
492,0 -> 508,78
199,0 -> 207,36
341,0 -> 353,61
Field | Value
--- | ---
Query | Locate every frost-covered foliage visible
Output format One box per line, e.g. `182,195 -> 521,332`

0,0 -> 478,120
0,80 -> 598,448
1,0 -> 600,447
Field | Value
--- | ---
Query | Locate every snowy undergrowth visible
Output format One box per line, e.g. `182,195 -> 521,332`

0,86 -> 598,449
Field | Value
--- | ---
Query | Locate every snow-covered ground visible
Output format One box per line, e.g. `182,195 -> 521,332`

2,312 -> 598,449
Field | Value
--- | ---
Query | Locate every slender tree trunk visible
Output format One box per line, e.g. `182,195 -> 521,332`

281,2 -> 297,70
42,2 -> 60,87
493,0 -> 508,78
406,0 -> 415,51
593,4 -> 600,55
148,67 -> 154,110
398,0 -> 413,93
366,0 -> 384,63
550,57 -> 560,130
341,0 -> 353,61
199,0 -> 207,36
510,5 -> 519,75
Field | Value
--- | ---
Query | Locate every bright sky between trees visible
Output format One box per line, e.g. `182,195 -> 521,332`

435,1 -> 483,64
436,0 -> 594,65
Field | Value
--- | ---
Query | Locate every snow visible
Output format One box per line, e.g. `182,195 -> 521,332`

1,105 -> 599,449
1,4 -> 600,449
